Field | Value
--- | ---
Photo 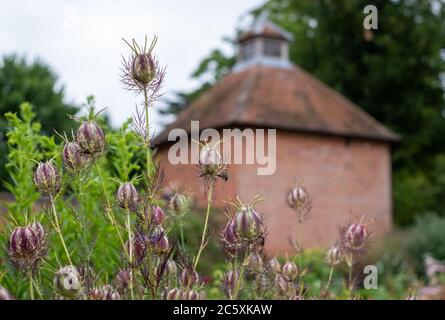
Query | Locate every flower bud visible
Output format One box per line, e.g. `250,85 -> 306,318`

54,265 -> 82,298
116,182 -> 139,210
282,261 -> 298,280
199,145 -> 222,175
152,205 -> 166,225
234,206 -> 264,241
8,224 -> 47,270
169,193 -> 189,215
181,269 -> 200,288
0,286 -> 14,300
33,161 -> 61,195
132,53 -> 156,86
326,246 -> 342,266
268,258 -> 281,274
222,271 -> 239,299
63,142 -> 89,171
76,120 -> 105,155
183,290 -> 200,300
344,223 -> 367,250
88,287 -> 105,300
164,288 -> 183,300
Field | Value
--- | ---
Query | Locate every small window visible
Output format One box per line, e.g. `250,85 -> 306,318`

239,40 -> 256,61
263,39 -> 282,58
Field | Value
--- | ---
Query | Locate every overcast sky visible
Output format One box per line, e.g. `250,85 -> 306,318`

0,0 -> 262,131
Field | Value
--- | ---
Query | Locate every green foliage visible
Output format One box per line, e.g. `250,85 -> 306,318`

404,214 -> 445,275
163,0 -> 445,225
0,55 -> 79,188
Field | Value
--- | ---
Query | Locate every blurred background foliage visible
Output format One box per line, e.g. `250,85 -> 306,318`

162,0 -> 445,227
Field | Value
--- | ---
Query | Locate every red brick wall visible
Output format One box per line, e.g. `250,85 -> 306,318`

157,130 -> 393,255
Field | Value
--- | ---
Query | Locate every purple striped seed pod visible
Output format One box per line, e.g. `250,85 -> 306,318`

247,253 -> 264,274
88,287 -> 105,300
164,288 -> 183,300
282,261 -> 298,281
234,206 -> 264,241
76,120 -> 105,155
0,286 -> 14,300
152,206 -> 166,225
152,235 -> 170,255
8,225 -> 46,268
222,219 -> 238,245
116,182 -> 139,211
222,270 -> 239,299
131,53 -> 156,86
180,269 -> 200,288
268,258 -> 282,274
115,269 -> 131,292
287,186 -> 308,209
183,290 -> 200,300
33,161 -> 61,195
54,265 -> 81,298
126,234 -> 149,265
275,274 -> 289,295
345,223 -> 367,250
105,287 -> 121,300
62,142 -> 89,171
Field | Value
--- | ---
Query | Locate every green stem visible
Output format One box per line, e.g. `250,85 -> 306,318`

233,254 -> 248,300
125,211 -> 135,301
93,159 -> 126,251
77,174 -> 89,263
324,265 -> 334,294
28,271 -> 34,300
143,88 -> 152,178
194,183 -> 213,270
179,218 -> 185,250
50,195 -> 73,266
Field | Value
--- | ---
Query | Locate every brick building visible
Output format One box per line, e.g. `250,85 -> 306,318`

155,20 -> 398,254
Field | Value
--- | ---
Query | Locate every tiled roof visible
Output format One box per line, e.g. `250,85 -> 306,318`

156,64 -> 399,144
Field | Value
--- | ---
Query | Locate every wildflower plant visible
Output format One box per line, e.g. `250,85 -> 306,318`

0,35 -> 393,301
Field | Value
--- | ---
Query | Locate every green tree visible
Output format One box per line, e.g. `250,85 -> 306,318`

163,0 -> 445,225
0,55 -> 79,185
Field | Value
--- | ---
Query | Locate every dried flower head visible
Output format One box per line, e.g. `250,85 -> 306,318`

62,141 -> 90,171
8,223 -> 47,271
76,120 -> 105,156
164,288 -> 183,300
282,261 -> 298,280
340,215 -> 373,255
116,182 -> 139,211
268,258 -> 282,274
169,193 -> 189,215
33,161 -> 61,195
198,142 -> 227,182
121,36 -> 165,95
54,265 -> 82,298
180,268 -> 200,288
286,182 -> 311,223
326,245 -> 342,266
234,205 -> 264,242
88,287 -> 105,300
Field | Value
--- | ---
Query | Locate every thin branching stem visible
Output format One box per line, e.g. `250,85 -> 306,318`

125,210 -> 135,300
194,183 -> 213,270
49,194 -> 73,266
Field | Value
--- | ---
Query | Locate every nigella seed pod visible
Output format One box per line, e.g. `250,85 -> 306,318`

126,234 -> 148,265
152,235 -> 170,255
345,223 -> 367,250
275,274 -> 289,295
282,261 -> 298,280
169,193 -> 189,215
88,287 -> 105,300
76,120 -> 105,155
326,246 -> 342,266
222,219 -> 238,245
116,182 -> 139,210
247,253 -> 264,274
183,290 -> 200,300
287,186 -> 308,209
131,53 -> 156,86
199,145 -> 222,175
33,161 -> 61,195
105,288 -> 121,300
268,258 -> 281,274
8,224 -> 46,270
0,286 -> 14,300
115,269 -> 131,292
180,269 -> 200,288
164,288 -> 183,300
63,142 -> 89,171
234,206 -> 264,241
222,271 -> 239,299
166,259 -> 178,276
152,206 -> 166,225
54,265 -> 82,298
